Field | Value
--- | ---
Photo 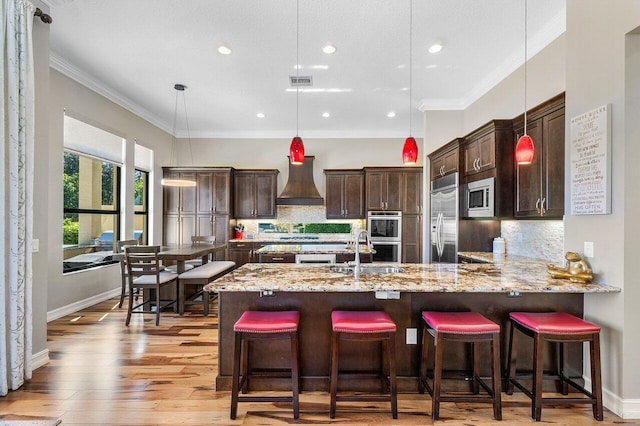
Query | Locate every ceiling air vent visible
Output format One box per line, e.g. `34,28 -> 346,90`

290,76 -> 313,87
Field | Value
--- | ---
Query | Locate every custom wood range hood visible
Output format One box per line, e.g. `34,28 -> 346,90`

276,156 -> 324,205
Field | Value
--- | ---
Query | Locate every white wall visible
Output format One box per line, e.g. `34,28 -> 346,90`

565,0 -> 640,412
45,70 -> 173,314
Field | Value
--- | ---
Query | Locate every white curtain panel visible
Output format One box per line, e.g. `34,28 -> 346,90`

0,0 -> 36,396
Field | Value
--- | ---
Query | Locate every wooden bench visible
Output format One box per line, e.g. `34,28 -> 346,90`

178,261 -> 235,316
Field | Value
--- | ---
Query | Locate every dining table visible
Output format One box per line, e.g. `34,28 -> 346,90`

159,243 -> 228,273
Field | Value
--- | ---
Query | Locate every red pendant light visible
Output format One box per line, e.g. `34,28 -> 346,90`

515,134 -> 534,165
402,136 -> 418,164
289,136 -> 304,164
289,0 -> 305,165
516,0 -> 535,165
403,0 -> 418,165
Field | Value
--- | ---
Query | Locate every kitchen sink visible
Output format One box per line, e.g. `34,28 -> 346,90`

329,265 -> 405,275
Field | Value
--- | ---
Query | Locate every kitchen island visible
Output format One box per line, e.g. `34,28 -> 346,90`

205,256 -> 619,392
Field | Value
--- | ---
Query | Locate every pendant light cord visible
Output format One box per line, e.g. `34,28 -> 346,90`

409,0 -> 413,137
171,90 -> 178,167
182,90 -> 194,167
523,0 -> 528,136
296,0 -> 300,137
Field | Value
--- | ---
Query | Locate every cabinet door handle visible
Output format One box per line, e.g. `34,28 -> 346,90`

541,197 -> 546,216
477,157 -> 482,171
345,208 -> 348,216
440,165 -> 445,176
272,257 -> 284,261
535,198 -> 541,214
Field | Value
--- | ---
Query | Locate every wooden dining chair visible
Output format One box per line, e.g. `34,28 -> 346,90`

186,235 -> 217,266
116,239 -> 139,308
125,245 -> 178,326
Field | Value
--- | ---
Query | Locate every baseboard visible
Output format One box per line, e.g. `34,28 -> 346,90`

47,287 -> 120,322
32,348 -> 50,370
585,376 -> 640,419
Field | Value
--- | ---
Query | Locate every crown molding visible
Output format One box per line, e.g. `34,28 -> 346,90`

49,51 -> 173,135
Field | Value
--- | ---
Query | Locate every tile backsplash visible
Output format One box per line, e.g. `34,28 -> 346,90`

501,220 -> 564,263
234,206 -> 366,237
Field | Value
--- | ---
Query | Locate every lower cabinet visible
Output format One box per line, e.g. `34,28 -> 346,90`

258,253 -> 296,263
229,241 -> 267,267
402,214 -> 422,263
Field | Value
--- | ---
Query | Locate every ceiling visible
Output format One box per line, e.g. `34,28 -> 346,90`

46,0 -> 565,139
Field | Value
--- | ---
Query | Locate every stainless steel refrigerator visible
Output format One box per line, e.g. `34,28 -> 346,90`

431,173 -> 459,263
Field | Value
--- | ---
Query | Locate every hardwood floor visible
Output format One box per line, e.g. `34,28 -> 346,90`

0,297 -> 633,425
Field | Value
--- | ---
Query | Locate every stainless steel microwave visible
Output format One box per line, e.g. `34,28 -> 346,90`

463,177 -> 494,218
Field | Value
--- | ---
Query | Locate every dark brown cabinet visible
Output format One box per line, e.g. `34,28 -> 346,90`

402,213 -> 422,263
402,169 -> 423,215
233,170 -> 279,219
429,140 -> 462,180
364,169 -> 403,211
324,170 -> 365,219
228,241 -> 268,267
513,94 -> 565,218
163,167 -> 232,252
464,133 -> 496,176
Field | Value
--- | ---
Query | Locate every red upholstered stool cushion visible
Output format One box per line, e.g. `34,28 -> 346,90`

422,311 -> 500,334
509,312 -> 600,334
332,310 -> 396,333
234,310 -> 300,334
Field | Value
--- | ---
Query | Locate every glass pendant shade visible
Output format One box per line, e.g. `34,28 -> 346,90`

515,134 -> 535,165
161,177 -> 196,187
289,136 -> 305,164
402,136 -> 418,165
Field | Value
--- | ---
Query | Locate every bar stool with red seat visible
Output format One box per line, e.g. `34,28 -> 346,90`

506,312 -> 603,421
329,310 -> 398,419
230,310 -> 300,420
418,311 -> 502,421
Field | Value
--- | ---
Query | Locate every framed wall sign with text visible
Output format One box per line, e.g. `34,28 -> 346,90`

570,104 -> 612,215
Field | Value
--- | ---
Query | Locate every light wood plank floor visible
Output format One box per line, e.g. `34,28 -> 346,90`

0,297 -> 634,425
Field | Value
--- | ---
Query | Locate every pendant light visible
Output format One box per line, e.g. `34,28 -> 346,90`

289,0 -> 305,165
402,0 -> 418,165
515,0 -> 535,165
161,84 -> 196,187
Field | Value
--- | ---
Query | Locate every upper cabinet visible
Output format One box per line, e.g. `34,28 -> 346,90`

464,133 -> 495,176
513,93 -> 565,218
402,168 -> 423,215
197,171 -> 231,215
233,170 -> 279,219
364,168 -> 403,211
324,170 -> 365,219
428,138 -> 462,181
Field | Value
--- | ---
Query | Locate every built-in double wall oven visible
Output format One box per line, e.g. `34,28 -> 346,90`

367,211 -> 402,262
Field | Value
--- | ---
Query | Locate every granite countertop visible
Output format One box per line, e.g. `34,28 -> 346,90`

255,243 -> 375,255
204,253 -> 621,294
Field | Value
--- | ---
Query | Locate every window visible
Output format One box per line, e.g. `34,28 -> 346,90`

134,169 -> 149,245
63,151 -> 121,273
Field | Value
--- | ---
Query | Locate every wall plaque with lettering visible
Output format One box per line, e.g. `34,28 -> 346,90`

570,104 -> 611,215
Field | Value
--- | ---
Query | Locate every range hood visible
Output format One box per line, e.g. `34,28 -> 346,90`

276,156 -> 324,206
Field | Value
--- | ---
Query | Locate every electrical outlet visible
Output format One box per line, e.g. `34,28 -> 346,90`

375,291 -> 388,299
406,328 -> 417,345
32,239 -> 39,253
584,241 -> 594,258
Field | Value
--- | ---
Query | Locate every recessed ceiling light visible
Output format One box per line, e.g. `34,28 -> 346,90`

428,42 -> 443,54
218,45 -> 232,55
256,113 -> 265,118
387,111 -> 396,118
401,87 -> 409,91
322,112 -> 331,118
322,44 -> 337,54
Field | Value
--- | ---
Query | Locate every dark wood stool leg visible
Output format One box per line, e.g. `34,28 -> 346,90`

329,331 -> 339,419
230,332 -> 242,419
506,321 -> 517,395
472,341 -> 480,394
533,332 -> 544,421
591,333 -> 604,421
290,331 -> 300,420
381,339 -> 388,393
388,332 -> 398,419
492,333 -> 503,420
418,323 -> 429,394
241,339 -> 249,394
559,341 -> 569,395
432,332 -> 444,421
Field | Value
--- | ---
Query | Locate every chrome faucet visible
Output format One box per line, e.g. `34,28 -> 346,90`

352,230 -> 371,280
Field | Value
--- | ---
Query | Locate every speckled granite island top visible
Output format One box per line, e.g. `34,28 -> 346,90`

205,254 -> 620,294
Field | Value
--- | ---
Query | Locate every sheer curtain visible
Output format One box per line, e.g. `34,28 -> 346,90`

0,0 -> 36,396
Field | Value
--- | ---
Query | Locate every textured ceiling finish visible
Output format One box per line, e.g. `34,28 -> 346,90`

47,0 -> 565,138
